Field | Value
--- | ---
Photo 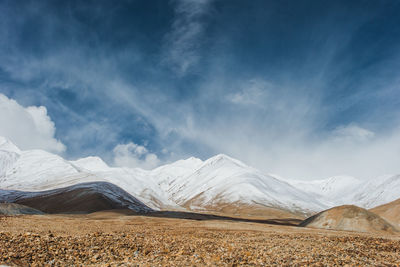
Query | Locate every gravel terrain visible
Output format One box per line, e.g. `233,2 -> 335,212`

1,212 -> 400,266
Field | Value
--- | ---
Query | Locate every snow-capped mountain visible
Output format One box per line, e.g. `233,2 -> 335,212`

151,156 -> 204,193
70,156 -> 111,172
0,136 -> 399,215
285,175 -> 400,209
0,136 -> 21,178
153,154 -> 327,213
0,140 -> 174,210
285,176 -> 363,206
349,174 -> 400,208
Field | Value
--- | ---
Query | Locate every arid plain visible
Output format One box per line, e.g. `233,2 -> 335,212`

1,210 -> 400,266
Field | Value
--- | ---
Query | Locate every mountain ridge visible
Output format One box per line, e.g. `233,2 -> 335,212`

0,136 -> 399,215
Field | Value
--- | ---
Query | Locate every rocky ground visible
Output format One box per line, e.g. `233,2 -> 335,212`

1,211 -> 400,266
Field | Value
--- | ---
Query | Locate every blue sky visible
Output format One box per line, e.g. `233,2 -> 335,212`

1,0 -> 400,179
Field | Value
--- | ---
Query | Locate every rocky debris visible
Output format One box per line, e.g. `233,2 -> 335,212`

0,215 -> 400,266
0,203 -> 44,215
300,205 -> 398,234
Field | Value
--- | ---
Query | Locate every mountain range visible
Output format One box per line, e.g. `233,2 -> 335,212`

1,136 -> 399,216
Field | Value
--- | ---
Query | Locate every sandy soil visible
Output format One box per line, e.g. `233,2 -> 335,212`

1,211 -> 400,266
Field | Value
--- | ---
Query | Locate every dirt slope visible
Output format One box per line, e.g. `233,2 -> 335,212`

183,196 -> 309,219
370,198 -> 400,229
300,205 -> 398,234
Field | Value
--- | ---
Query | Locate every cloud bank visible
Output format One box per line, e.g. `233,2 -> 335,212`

0,93 -> 65,153
113,142 -> 160,170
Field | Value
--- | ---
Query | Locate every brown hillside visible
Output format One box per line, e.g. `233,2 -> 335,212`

300,205 -> 398,235
183,193 -> 308,220
370,198 -> 400,229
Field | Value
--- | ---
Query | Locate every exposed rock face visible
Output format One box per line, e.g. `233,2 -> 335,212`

300,205 -> 398,234
370,198 -> 400,229
0,203 -> 44,215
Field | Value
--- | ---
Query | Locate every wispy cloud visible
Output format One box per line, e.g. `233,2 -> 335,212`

332,124 -> 375,142
227,79 -> 270,107
1,1 -> 400,180
162,0 -> 213,75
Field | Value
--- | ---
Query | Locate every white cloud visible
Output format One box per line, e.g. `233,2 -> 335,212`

163,0 -> 213,74
332,124 -> 375,142
228,79 -> 270,106
113,142 -> 160,170
0,93 -> 66,153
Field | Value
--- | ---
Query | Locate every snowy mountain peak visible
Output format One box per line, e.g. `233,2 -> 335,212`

1,140 -> 399,214
70,156 -> 110,172
203,154 -> 248,169
185,156 -> 203,163
0,136 -> 21,154
174,156 -> 203,167
152,156 -> 203,174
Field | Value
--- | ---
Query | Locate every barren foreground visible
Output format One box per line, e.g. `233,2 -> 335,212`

1,211 -> 400,266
